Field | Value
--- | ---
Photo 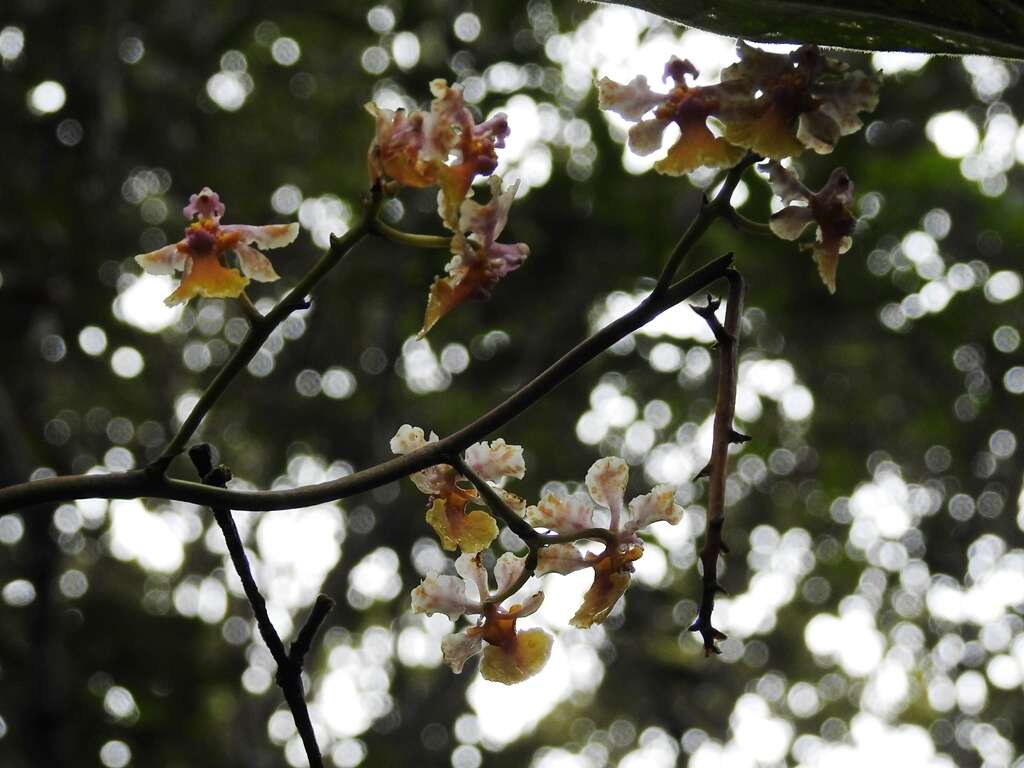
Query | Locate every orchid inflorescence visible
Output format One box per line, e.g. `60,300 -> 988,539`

398,426 -> 684,684
600,41 -> 879,292
125,40 -> 881,687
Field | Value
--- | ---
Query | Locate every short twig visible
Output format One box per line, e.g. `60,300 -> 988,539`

689,269 -> 746,656
189,444 -> 332,768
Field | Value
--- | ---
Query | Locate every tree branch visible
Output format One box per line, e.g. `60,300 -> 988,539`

0,252 -> 734,514
189,445 -> 332,768
689,268 -> 746,656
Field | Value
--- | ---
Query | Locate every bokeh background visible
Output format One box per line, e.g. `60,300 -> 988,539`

1,1 -> 1023,767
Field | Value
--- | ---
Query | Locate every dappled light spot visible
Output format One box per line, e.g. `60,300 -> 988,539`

27,80 -> 65,115
925,111 -> 979,159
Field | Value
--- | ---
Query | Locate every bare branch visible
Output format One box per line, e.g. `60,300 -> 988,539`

689,269 -> 746,656
188,444 -> 329,768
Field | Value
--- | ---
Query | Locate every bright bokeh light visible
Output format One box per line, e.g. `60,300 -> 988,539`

27,80 -> 66,115
925,111 -> 980,159
113,273 -> 183,332
108,500 -> 185,573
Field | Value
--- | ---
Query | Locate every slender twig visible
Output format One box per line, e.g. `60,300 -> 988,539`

449,455 -> 540,543
722,208 -> 773,238
189,445 -> 332,768
370,219 -> 452,249
154,186 -> 384,469
237,291 -> 265,325
0,253 -> 735,514
649,152 -> 759,301
689,269 -> 746,656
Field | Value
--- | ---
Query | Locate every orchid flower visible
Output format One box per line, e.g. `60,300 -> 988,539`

412,552 -> 553,684
720,42 -> 880,159
135,187 -> 299,306
599,56 -> 749,176
390,425 -> 525,553
366,79 -> 509,230
764,161 -> 857,293
525,457 -> 683,628
421,176 -> 529,336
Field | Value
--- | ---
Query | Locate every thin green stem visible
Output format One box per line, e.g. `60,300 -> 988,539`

237,291 -> 264,325
537,527 -> 619,550
371,219 -> 452,250
155,187 -> 383,467
723,208 -> 773,237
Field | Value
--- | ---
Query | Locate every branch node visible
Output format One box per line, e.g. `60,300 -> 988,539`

729,429 -> 752,444
289,594 -> 335,665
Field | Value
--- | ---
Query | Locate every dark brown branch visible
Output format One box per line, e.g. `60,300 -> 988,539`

0,253 -> 734,514
650,153 -> 759,300
689,269 -> 746,656
189,445 -> 332,768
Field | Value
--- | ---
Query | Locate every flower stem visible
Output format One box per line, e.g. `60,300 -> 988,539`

371,219 -> 452,250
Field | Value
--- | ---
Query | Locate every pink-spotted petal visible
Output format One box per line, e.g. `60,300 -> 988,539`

135,242 -> 188,276
526,491 -> 595,533
235,243 -> 280,283
442,630 -> 484,674
586,457 -> 629,523
764,161 -> 810,205
221,222 -> 300,250
505,590 -> 544,619
597,75 -> 666,120
458,176 -> 517,249
627,118 -> 670,156
536,543 -> 591,576
455,552 -> 490,601
624,484 -> 683,534
797,110 -> 841,154
464,438 -> 525,482
390,424 -> 432,455
769,205 -> 816,241
494,552 -> 528,595
411,574 -> 477,620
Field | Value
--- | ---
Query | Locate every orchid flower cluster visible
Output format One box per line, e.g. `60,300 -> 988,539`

367,80 -> 529,335
599,42 -> 879,292
136,79 -> 528,334
394,426 -> 683,684
123,40 -> 880,692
